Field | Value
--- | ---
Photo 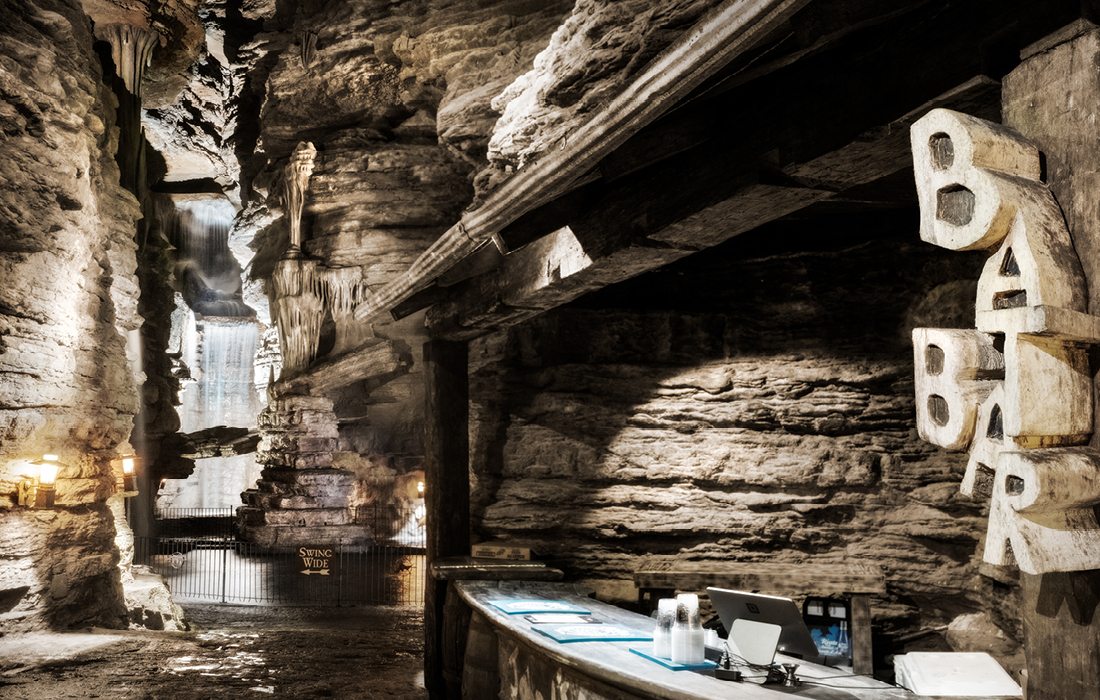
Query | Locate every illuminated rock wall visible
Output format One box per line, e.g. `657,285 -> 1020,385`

470,225 -> 1022,658
229,0 -> 573,498
0,0 -> 142,630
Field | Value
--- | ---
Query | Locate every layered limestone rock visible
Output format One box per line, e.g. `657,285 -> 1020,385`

247,0 -> 572,160
237,0 -> 573,302
478,0 -> 718,196
469,231 -> 1020,651
79,0 -> 205,107
239,395 -> 364,546
110,494 -> 188,631
141,0 -> 243,192
0,0 -> 144,630
226,0 -> 572,525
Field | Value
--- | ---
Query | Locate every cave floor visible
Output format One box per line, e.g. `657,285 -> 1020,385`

0,604 -> 426,699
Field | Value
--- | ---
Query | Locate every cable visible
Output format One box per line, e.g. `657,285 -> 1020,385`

803,680 -> 911,691
726,652 -> 781,672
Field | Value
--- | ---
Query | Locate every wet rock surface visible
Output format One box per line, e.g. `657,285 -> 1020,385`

0,604 -> 425,698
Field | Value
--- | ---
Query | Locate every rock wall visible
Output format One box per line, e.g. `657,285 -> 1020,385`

226,0 -> 572,527
0,0 -> 142,630
478,0 -> 719,197
469,222 -> 1022,655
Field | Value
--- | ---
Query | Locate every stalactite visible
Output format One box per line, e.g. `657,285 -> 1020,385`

320,266 -> 367,317
282,142 -> 318,259
94,24 -> 158,97
271,261 -> 368,375
274,291 -> 325,374
272,258 -> 323,299
300,30 -> 319,71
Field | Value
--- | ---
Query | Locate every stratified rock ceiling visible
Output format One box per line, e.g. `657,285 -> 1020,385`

80,0 -> 205,106
109,0 -> 728,294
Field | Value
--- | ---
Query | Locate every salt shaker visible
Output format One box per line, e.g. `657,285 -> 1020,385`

670,593 -> 705,664
653,598 -> 677,658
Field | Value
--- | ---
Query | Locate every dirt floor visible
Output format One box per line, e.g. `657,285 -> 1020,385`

0,604 -> 426,699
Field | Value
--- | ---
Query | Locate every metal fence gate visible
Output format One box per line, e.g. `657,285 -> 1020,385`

137,505 -> 426,606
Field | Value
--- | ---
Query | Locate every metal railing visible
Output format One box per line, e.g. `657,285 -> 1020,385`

151,504 -> 426,544
138,502 -> 427,606
134,537 -> 426,606
155,507 -> 237,518
154,507 -> 236,539
352,502 -> 426,547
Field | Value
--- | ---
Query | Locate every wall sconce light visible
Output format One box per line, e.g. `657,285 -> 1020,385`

121,456 -> 136,492
417,480 -> 425,496
18,453 -> 61,508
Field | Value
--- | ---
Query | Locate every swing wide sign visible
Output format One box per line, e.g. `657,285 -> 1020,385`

299,546 -> 335,576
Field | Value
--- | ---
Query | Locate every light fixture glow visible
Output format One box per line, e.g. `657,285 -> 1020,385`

121,457 -> 135,475
42,453 -> 59,462
417,481 -> 425,495
38,462 -> 59,485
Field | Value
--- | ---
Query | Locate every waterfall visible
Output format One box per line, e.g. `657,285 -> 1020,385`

176,199 -> 237,293
171,197 -> 254,318
159,195 -> 264,511
179,318 -> 259,433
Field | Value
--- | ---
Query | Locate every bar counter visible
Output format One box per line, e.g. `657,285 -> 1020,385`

454,580 -> 926,700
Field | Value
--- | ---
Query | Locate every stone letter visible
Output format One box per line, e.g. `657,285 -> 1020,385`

912,328 -> 1002,450
910,108 -> 1040,251
1002,334 -> 1091,447
985,449 -> 1100,573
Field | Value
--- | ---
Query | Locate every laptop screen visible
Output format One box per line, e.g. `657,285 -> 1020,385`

707,587 -> 822,662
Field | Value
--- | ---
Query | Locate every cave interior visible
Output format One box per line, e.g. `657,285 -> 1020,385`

3,0 -> 1100,698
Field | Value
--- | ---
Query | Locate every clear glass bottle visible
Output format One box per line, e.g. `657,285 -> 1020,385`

653,598 -> 677,659
670,593 -> 705,664
837,619 -> 850,658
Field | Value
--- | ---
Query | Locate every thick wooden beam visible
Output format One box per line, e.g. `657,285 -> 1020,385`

390,244 -> 505,321
1001,20 -> 1100,700
352,0 -> 810,322
492,0 -> 1081,255
426,77 -> 999,340
274,338 -> 410,396
423,339 -> 470,699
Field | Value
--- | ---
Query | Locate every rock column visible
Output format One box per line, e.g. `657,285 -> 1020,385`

238,394 -> 368,547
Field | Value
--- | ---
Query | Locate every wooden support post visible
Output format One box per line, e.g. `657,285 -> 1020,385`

1002,20 -> 1100,700
849,595 -> 873,677
423,339 -> 470,699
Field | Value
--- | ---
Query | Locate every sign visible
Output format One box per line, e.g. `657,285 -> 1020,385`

471,543 -> 532,561
298,546 -> 335,576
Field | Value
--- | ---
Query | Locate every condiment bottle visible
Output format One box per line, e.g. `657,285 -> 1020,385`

670,593 -> 705,664
653,598 -> 677,658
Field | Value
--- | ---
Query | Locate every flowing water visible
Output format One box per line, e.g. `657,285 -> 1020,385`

160,196 -> 263,511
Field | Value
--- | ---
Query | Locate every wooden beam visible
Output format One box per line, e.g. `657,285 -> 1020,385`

572,0 -> 943,194
423,339 -> 470,699
489,0 -> 1025,257
1001,20 -> 1100,700
273,338 -> 410,397
426,76 -> 1000,340
491,0 -> 1082,256
390,285 -> 449,322
351,0 -> 811,322
391,245 -> 505,320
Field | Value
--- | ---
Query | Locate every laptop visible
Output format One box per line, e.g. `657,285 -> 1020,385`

707,587 -> 822,664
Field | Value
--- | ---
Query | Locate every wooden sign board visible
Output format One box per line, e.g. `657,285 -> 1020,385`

298,546 -> 336,576
471,543 -> 532,561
